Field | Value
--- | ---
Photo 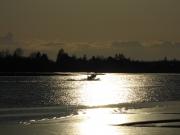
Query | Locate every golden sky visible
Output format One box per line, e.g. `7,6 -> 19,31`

0,0 -> 180,60
1,0 -> 180,41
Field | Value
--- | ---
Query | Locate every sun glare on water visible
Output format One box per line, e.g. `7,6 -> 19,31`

75,74 -> 132,134
79,74 -> 130,106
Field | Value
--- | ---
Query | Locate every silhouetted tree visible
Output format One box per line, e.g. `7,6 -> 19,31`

13,48 -> 23,57
56,49 -> 65,64
82,54 -> 87,61
0,48 -> 180,73
29,51 -> 42,60
163,56 -> 168,61
56,48 -> 70,65
0,50 -> 10,58
115,53 -> 126,61
41,53 -> 49,61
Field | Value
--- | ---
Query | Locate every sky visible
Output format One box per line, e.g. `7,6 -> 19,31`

0,0 -> 180,60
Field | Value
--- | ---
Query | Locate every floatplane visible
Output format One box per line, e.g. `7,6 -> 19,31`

87,73 -> 100,81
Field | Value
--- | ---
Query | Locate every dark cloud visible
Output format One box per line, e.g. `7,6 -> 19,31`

0,33 -> 18,46
151,41 -> 180,48
109,40 -> 180,60
0,33 -> 180,61
111,41 -> 180,49
112,41 -> 143,48
40,42 -> 65,46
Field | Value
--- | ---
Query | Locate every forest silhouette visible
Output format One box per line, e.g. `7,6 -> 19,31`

0,48 -> 180,74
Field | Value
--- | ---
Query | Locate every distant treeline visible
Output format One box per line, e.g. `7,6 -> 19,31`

0,48 -> 180,73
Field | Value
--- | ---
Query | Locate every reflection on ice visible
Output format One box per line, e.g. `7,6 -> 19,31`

78,108 -> 130,125
78,108 -> 128,135
79,123 -> 120,135
1,103 -> 180,135
77,106 -> 180,135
